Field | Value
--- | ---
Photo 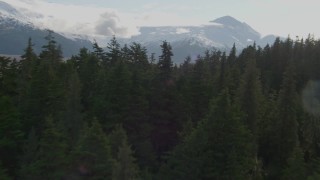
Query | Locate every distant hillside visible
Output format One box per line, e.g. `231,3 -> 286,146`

0,0 -> 280,63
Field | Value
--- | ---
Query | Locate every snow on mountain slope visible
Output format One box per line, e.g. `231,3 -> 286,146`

0,1 -> 38,28
126,16 -> 264,50
0,1 -> 93,57
0,0 -> 279,63
120,16 -> 278,63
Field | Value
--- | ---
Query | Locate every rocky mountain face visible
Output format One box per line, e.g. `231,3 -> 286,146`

0,1 -> 93,57
122,16 -> 278,63
0,0 -> 279,63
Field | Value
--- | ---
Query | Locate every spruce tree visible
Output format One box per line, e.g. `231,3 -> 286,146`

160,89 -> 255,180
0,96 -> 23,177
62,65 -> 83,147
71,119 -> 113,179
149,41 -> 184,160
106,36 -> 122,65
158,41 -> 173,82
112,140 -> 140,180
111,126 -> 140,180
21,38 -> 37,62
22,116 -> 67,180
0,163 -> 11,180
203,89 -> 255,179
270,65 -> 300,178
39,30 -> 63,65
92,40 -> 106,62
18,127 -> 39,180
109,125 -> 128,157
281,146 -> 307,180
237,57 -> 263,136
103,60 -> 132,128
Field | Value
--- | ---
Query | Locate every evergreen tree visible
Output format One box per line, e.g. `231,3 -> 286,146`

19,37 -> 38,83
71,119 -> 113,179
62,64 -> 83,147
281,146 -> 307,180
129,42 -> 149,67
76,50 -> 100,115
111,126 -> 140,180
22,116 -> 67,180
21,38 -> 37,62
0,96 -> 23,177
270,65 -> 300,178
160,89 -> 254,180
237,57 -> 263,136
147,41 -> 187,168
18,127 -> 39,179
102,60 -> 132,128
39,30 -> 63,65
307,158 -> 320,180
203,89 -> 255,179
4,31 -> 320,179
0,57 -> 18,97
109,125 -> 128,157
92,40 -> 106,62
218,52 -> 228,90
187,57 -> 214,122
0,163 -> 11,180
106,36 -> 122,65
228,43 -> 237,65
158,41 -> 173,82
18,37 -> 38,109
112,140 -> 140,180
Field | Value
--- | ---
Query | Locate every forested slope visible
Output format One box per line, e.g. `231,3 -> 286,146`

1,33 -> 320,179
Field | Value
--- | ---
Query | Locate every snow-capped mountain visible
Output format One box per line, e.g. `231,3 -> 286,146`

121,16 -> 279,63
0,1 -> 30,24
129,16 -> 260,49
0,0 -> 279,63
0,1 -> 93,57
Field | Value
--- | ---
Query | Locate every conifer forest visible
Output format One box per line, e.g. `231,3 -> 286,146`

1,33 -> 320,179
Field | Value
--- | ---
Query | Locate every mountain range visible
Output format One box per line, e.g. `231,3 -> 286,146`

0,0 -> 279,63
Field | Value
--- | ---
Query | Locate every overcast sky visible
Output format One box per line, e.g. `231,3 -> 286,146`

5,0 -> 320,38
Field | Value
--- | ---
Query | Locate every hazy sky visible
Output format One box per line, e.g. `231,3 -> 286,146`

6,0 -> 320,38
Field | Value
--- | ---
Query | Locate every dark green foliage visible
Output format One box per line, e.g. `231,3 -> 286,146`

158,41 -> 173,81
109,125 -> 128,157
111,126 -> 140,180
3,34 -> 320,179
21,38 -> 37,62
160,89 -> 255,180
62,64 -> 83,147
237,57 -> 263,136
39,30 -> 62,62
276,66 -> 299,164
20,116 -> 67,180
106,36 -> 122,65
92,40 -> 106,62
0,96 -> 23,177
281,146 -> 307,180
112,140 -> 140,180
70,120 -> 113,180
18,127 -> 38,179
0,56 -> 18,96
0,163 -> 11,180
104,61 -> 132,128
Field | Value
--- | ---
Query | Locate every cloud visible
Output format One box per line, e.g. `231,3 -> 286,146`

95,11 -> 128,37
3,0 -> 139,38
176,28 -> 190,34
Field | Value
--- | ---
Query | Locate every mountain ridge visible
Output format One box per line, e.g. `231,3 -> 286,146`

0,1 -> 280,63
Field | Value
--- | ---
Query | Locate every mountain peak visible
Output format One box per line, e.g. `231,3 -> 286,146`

211,16 -> 243,27
0,1 -> 18,15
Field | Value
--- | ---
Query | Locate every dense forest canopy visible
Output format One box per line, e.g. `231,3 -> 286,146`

1,33 -> 320,179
